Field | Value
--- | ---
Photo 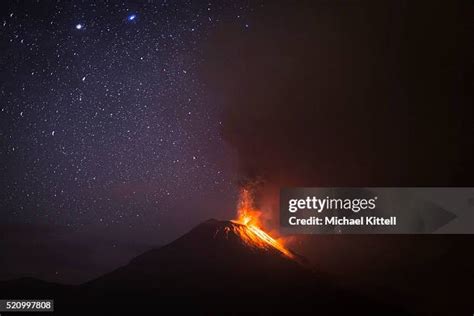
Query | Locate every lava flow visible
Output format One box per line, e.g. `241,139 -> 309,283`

231,189 -> 294,259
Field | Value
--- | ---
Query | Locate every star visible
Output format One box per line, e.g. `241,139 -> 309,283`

127,14 -> 136,21
75,24 -> 83,30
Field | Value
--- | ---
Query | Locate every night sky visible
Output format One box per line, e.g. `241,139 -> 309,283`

0,2 -> 260,231
1,0 -> 472,284
0,0 -> 259,282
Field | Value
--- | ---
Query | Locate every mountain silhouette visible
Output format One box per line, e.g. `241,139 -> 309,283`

0,219 -> 409,315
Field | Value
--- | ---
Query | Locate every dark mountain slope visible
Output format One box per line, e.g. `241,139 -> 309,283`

0,219 -> 409,315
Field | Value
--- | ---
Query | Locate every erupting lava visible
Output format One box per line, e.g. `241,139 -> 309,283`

231,189 -> 294,259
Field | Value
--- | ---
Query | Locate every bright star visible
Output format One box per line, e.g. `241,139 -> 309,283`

127,14 -> 136,21
75,24 -> 83,30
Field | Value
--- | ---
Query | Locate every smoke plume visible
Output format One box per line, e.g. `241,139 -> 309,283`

202,1 -> 473,219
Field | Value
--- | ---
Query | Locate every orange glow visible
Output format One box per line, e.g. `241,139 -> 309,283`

232,188 -> 294,259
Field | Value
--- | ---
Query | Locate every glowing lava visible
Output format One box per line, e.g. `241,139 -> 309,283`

231,189 -> 294,259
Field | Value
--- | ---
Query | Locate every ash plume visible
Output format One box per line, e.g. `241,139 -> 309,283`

202,1 -> 473,196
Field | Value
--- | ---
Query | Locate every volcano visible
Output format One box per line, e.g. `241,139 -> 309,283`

85,219 -> 304,291
0,218 -> 409,315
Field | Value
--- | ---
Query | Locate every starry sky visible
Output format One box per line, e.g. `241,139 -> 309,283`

0,1 -> 263,232
0,1 -> 261,281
